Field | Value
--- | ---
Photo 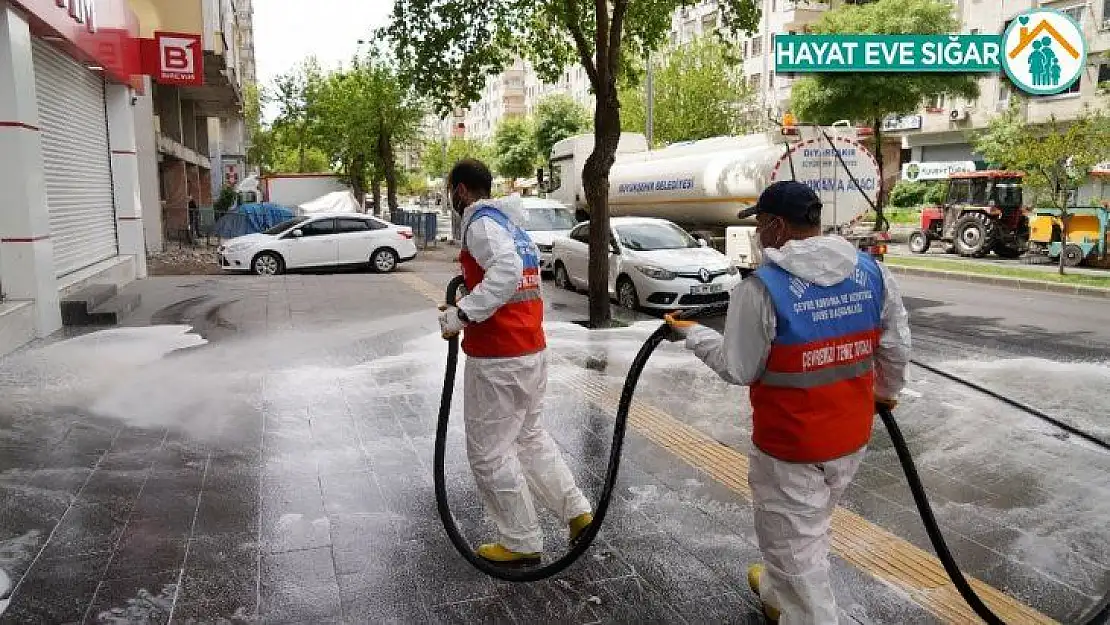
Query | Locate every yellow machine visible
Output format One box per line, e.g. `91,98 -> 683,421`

1027,205 -> 1110,267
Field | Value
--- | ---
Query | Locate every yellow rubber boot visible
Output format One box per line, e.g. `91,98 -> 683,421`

568,512 -> 593,545
747,564 -> 781,622
476,543 -> 541,567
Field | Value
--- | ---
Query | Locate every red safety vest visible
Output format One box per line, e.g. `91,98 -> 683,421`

459,205 -> 546,358
748,253 -> 885,463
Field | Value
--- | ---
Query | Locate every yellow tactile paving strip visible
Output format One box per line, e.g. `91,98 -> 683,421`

401,274 -> 1058,625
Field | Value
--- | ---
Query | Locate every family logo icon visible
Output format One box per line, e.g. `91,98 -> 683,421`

1002,9 -> 1086,95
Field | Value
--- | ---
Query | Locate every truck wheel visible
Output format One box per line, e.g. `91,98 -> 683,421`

953,214 -> 994,258
908,230 -> 931,254
1062,244 -> 1086,267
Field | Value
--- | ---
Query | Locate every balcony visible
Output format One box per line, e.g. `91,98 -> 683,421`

775,0 -> 829,32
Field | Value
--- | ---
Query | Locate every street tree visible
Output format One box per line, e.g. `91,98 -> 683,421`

421,137 -> 495,180
534,94 -> 591,167
270,58 -> 326,173
789,0 -> 980,218
493,116 -> 539,187
311,52 -> 426,212
620,35 -> 758,146
971,98 -> 1110,274
383,0 -> 761,327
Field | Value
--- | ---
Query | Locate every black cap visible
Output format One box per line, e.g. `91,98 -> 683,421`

737,180 -> 822,225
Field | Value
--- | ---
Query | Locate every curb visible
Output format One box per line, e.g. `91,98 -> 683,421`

885,264 -> 1110,299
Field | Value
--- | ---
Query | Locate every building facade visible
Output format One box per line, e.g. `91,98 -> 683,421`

0,0 -> 252,358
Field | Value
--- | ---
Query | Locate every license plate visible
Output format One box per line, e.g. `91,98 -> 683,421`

690,284 -> 723,295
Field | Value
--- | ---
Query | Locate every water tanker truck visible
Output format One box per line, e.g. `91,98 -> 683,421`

544,121 -> 888,270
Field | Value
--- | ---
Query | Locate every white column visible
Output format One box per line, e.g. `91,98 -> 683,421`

106,83 -> 148,278
0,3 -> 62,336
134,75 -> 163,253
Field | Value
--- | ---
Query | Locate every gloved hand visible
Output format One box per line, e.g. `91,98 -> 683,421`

875,397 -> 898,412
438,305 -> 466,339
663,312 -> 698,342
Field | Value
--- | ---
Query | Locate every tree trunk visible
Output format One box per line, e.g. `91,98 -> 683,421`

1059,209 -> 1070,276
381,131 -> 399,213
349,155 -> 366,213
873,118 -> 886,230
372,174 -> 382,219
583,85 -> 622,328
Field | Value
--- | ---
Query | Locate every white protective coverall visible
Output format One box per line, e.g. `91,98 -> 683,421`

455,196 -> 592,554
681,235 -> 912,624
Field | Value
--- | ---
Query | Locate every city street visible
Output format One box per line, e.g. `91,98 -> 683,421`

0,250 -> 1107,624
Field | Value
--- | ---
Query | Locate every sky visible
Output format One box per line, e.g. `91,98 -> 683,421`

253,0 -> 395,121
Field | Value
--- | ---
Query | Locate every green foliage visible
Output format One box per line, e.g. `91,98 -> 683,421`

493,116 -> 539,180
924,181 -> 946,205
971,98 -> 1110,209
214,186 -> 238,213
620,36 -> 758,145
534,94 -> 591,164
381,1 -> 762,118
422,137 -> 495,178
889,180 -> 928,208
789,0 -> 980,126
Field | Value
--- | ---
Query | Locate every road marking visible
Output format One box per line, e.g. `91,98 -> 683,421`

397,273 -> 1058,625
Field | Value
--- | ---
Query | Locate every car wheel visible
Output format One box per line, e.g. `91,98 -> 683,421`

554,262 -> 573,290
616,276 -> 640,310
371,248 -> 399,273
252,251 -> 284,276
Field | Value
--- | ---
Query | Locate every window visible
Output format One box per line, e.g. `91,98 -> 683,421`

1099,64 -> 1110,88
1056,73 -> 1082,95
265,217 -> 308,236
998,78 -> 1012,110
1061,5 -> 1083,24
925,93 -> 945,110
947,179 -> 972,205
570,223 -> 590,243
299,218 -> 337,237
752,36 -> 763,56
1104,0 -> 1110,27
336,218 -> 370,233
750,73 -> 762,89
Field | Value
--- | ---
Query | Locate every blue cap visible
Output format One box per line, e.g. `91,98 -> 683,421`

737,180 -> 822,224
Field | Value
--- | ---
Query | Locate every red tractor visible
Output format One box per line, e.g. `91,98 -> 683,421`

908,171 -> 1029,258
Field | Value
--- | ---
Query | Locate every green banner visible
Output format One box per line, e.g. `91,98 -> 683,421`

774,34 -> 1004,73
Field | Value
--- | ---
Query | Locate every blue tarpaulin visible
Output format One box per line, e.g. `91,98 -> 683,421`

213,203 -> 296,239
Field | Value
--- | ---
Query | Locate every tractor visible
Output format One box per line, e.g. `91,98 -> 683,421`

908,171 -> 1029,258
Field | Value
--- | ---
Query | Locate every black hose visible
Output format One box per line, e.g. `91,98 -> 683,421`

435,291 -> 1109,621
910,358 -> 1110,452
433,279 -> 724,582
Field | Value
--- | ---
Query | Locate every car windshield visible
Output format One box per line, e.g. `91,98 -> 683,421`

615,222 -> 699,251
522,207 -> 576,231
263,217 -> 309,235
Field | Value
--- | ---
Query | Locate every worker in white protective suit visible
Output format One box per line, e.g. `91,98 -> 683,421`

438,159 -> 594,566
666,180 -> 912,624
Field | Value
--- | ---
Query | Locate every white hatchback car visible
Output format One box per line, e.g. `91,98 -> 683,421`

518,197 -> 578,274
218,213 -> 418,276
551,217 -> 742,310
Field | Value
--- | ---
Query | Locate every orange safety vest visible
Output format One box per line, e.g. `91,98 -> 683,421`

749,252 -> 885,463
459,204 -> 546,358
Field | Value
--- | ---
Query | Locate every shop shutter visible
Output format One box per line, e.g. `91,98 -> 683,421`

32,39 -> 118,277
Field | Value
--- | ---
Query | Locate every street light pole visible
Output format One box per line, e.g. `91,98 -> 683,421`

645,51 -> 654,147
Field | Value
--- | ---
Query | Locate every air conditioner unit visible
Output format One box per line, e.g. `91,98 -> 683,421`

949,108 -> 970,121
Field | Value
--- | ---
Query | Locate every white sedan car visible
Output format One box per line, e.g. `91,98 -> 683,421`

218,213 -> 418,276
518,197 -> 578,274
551,217 -> 742,310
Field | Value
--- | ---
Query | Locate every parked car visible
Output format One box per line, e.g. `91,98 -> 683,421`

518,197 -> 578,274
218,213 -> 417,276
550,216 -> 742,310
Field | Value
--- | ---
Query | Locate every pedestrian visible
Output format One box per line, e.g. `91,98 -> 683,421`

665,181 -> 911,624
438,158 -> 594,566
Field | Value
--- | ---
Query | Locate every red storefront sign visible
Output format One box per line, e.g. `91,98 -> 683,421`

140,32 -> 203,87
11,1 -> 205,90
12,0 -> 141,86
